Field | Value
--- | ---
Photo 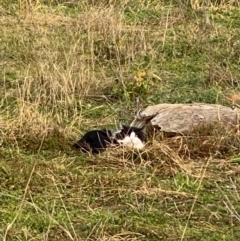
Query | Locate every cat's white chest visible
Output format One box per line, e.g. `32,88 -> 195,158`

117,131 -> 145,149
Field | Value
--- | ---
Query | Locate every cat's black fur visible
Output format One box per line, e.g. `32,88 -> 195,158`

73,125 -> 145,154
73,129 -> 116,154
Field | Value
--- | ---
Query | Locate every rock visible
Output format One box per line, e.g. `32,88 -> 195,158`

131,103 -> 240,134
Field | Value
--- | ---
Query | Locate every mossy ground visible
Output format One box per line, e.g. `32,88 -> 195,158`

1,1 -> 240,240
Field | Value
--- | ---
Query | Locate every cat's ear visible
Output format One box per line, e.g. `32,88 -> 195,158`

139,126 -> 145,131
133,126 -> 145,131
119,123 -> 128,130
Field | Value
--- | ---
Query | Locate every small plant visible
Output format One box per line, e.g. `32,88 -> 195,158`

112,69 -> 155,101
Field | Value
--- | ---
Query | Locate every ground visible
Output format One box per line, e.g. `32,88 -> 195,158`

1,0 -> 240,240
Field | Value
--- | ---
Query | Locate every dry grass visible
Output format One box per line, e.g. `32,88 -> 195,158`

1,0 -> 240,240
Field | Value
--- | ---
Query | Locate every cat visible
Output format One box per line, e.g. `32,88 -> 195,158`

72,129 -> 115,154
114,125 -> 145,149
73,125 -> 145,154
116,130 -> 145,149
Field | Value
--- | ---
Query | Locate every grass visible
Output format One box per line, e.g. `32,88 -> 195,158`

1,0 -> 240,240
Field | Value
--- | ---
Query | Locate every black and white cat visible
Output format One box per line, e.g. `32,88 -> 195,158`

73,125 -> 145,154
114,125 -> 145,149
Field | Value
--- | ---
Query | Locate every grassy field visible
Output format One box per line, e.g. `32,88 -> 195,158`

1,0 -> 240,240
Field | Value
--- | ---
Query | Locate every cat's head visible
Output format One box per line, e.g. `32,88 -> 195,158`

113,124 -> 145,149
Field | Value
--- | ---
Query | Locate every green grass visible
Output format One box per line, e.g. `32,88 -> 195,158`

1,0 -> 240,240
